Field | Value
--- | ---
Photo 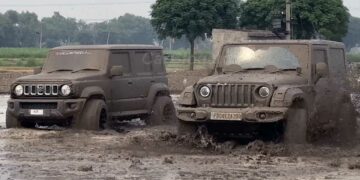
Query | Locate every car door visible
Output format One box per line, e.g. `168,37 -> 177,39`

109,50 -> 143,115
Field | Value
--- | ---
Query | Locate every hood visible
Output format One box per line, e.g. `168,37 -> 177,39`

197,72 -> 307,86
15,72 -> 105,83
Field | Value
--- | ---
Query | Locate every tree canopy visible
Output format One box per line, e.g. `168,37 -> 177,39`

151,0 -> 240,70
240,0 -> 349,41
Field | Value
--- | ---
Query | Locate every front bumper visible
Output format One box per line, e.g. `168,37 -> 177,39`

176,105 -> 288,123
7,98 -> 86,120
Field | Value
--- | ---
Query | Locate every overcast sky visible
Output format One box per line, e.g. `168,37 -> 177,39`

0,0 -> 359,22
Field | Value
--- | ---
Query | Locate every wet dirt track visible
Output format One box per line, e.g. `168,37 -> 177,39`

0,95 -> 359,180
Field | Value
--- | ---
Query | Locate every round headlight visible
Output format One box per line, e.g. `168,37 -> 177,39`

199,86 -> 211,98
61,85 -> 71,96
14,85 -> 23,96
259,87 -> 270,98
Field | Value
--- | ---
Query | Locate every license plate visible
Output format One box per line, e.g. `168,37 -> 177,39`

211,112 -> 242,121
30,109 -> 44,116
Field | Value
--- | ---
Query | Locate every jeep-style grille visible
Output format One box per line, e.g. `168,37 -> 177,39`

209,84 -> 257,107
23,85 -> 59,96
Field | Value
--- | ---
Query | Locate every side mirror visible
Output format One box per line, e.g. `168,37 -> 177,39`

33,67 -> 42,74
316,62 -> 328,77
110,66 -> 123,77
205,63 -> 215,76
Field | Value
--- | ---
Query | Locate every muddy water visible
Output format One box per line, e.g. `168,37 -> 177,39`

0,95 -> 359,179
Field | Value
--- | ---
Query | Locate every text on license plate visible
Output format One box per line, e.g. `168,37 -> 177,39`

210,112 -> 242,120
30,109 -> 44,116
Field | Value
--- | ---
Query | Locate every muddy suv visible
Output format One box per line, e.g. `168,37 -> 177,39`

7,45 -> 174,130
176,40 -> 357,143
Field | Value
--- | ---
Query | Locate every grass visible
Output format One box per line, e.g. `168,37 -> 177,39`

0,48 -> 49,58
165,49 -> 212,60
347,53 -> 360,63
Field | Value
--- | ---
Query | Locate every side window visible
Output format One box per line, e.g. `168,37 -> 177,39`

110,52 -> 131,75
152,51 -> 165,74
328,48 -> 346,76
132,51 -> 152,75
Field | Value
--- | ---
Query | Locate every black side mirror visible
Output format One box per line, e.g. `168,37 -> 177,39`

33,67 -> 42,74
110,66 -> 123,77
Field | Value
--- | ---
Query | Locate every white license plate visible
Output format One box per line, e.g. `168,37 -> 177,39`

211,112 -> 242,121
30,109 -> 44,116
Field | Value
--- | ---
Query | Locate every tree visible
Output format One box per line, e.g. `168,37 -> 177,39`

151,0 -> 240,70
343,16 -> 360,49
240,0 -> 349,41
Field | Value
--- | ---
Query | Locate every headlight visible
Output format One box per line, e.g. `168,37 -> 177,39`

14,85 -> 23,96
199,86 -> 211,98
60,85 -> 71,96
258,87 -> 270,98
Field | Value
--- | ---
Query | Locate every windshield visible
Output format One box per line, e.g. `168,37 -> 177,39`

223,46 -> 301,70
43,50 -> 107,73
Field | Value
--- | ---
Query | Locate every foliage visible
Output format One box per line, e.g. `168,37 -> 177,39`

343,16 -> 360,49
240,0 -> 349,41
151,0 -> 240,70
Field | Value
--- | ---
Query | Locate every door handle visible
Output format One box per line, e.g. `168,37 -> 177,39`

150,80 -> 155,83
128,81 -> 133,85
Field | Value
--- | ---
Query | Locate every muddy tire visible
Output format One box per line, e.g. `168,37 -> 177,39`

285,102 -> 308,144
177,120 -> 198,137
75,99 -> 108,130
336,102 -> 358,141
146,96 -> 176,126
6,111 -> 20,128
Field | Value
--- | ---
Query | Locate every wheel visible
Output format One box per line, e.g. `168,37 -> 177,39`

336,102 -> 358,141
75,99 -> 108,130
6,111 -> 21,128
146,96 -> 176,126
177,119 -> 199,137
284,102 -> 308,144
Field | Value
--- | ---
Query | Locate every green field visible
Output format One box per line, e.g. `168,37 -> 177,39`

0,48 -> 212,70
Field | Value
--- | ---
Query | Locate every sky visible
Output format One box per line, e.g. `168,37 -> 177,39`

0,0 -> 359,22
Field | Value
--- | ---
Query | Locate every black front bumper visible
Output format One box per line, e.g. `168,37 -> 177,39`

7,98 -> 86,120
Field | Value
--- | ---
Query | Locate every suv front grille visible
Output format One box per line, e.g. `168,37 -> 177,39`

24,85 -> 59,96
209,84 -> 257,107
20,102 -> 58,109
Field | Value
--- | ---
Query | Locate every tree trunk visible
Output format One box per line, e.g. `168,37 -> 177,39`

189,39 -> 195,71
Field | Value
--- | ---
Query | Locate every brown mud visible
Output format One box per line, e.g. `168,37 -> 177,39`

0,124 -> 359,179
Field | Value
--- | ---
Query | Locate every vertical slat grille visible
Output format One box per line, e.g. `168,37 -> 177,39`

210,84 -> 255,107
22,84 -> 59,96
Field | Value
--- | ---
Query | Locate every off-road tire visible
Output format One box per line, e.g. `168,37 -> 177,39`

336,102 -> 358,142
146,96 -> 176,126
6,111 -> 21,128
75,99 -> 108,130
177,120 -> 199,137
285,102 -> 308,144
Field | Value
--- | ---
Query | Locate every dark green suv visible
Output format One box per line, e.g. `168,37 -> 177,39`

7,45 -> 174,130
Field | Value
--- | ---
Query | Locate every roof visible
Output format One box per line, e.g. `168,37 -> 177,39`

225,40 -> 345,47
52,44 -> 162,50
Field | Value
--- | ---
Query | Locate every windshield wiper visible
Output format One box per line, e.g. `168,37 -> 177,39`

47,69 -> 73,73
72,68 -> 100,73
269,68 -> 297,74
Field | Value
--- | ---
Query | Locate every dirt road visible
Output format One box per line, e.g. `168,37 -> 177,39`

0,95 -> 359,179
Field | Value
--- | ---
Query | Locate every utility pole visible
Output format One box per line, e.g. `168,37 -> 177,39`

285,0 -> 291,40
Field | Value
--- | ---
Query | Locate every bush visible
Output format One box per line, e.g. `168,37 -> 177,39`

347,53 -> 360,63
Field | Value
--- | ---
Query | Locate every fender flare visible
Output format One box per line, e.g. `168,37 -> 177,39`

80,86 -> 106,100
146,83 -> 170,111
271,86 -> 306,107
